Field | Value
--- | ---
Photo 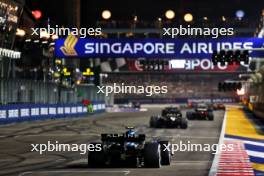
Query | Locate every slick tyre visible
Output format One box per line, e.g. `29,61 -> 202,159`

150,116 -> 158,128
88,143 -> 105,167
144,142 -> 161,168
159,141 -> 171,165
208,112 -> 214,121
180,118 -> 188,129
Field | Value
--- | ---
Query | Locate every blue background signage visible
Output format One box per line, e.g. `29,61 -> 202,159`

0,102 -> 105,125
55,38 -> 264,58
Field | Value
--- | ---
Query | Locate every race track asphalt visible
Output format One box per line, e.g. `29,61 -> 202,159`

0,107 -> 225,176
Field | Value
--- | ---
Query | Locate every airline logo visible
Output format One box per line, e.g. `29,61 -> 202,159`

60,34 -> 78,56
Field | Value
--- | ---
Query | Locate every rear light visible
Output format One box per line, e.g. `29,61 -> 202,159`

201,111 -> 208,115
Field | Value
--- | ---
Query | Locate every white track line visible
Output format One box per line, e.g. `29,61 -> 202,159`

209,110 -> 227,176
19,170 -> 130,176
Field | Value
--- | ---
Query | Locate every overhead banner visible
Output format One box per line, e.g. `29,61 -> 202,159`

55,36 -> 264,58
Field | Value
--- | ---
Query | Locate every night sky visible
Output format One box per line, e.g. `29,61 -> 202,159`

25,0 -> 264,26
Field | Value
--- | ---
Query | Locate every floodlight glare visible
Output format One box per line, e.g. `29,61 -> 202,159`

102,10 -> 111,20
236,10 -> 245,19
16,28 -> 26,37
184,13 -> 193,22
165,10 -> 175,20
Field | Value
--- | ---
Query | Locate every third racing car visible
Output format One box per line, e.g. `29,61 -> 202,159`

186,103 -> 214,120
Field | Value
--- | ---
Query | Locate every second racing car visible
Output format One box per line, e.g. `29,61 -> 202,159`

150,107 -> 188,129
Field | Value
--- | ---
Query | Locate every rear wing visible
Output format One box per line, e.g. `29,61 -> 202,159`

101,134 -> 145,142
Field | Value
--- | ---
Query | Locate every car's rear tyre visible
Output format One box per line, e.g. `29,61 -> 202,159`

144,142 -> 161,168
208,112 -> 214,121
150,116 -> 158,128
180,118 -> 188,129
159,141 -> 171,165
88,143 -> 105,167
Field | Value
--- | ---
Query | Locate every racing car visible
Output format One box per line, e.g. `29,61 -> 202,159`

186,103 -> 214,120
88,127 -> 171,168
118,101 -> 141,109
213,103 -> 226,110
132,101 -> 141,109
150,107 -> 188,129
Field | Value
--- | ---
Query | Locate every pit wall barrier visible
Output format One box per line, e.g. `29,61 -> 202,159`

0,101 -> 105,124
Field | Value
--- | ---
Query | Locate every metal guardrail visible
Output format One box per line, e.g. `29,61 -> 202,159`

0,79 -> 104,104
